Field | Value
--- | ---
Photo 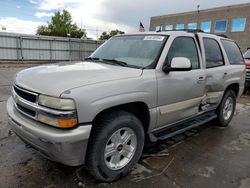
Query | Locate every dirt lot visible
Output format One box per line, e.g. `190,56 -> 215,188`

1,64 -> 250,188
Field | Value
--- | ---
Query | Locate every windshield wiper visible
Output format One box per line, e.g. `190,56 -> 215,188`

85,57 -> 127,66
102,59 -> 128,67
86,57 -> 142,69
85,57 -> 101,61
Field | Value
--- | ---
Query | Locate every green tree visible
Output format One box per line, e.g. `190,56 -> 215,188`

99,29 -> 125,40
36,10 -> 87,38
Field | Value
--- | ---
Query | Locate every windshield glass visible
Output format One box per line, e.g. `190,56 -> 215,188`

243,49 -> 250,59
90,35 -> 167,68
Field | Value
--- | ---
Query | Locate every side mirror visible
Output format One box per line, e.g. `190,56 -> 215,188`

163,57 -> 192,72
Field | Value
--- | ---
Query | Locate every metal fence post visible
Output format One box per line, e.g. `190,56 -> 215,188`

49,40 -> 52,62
20,37 -> 23,62
16,36 -> 19,62
69,38 -> 71,61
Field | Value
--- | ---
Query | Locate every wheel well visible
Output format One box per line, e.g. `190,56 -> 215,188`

92,102 -> 150,133
226,83 -> 239,97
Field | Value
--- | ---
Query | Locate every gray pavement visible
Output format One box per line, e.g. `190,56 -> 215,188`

0,65 -> 250,188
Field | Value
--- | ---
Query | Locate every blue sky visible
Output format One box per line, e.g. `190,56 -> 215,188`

0,1 -> 38,21
0,0 -> 249,39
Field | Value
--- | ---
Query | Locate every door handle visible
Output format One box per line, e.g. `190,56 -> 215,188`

223,72 -> 228,78
197,76 -> 205,83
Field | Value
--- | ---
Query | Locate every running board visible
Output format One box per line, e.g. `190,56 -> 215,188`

148,112 -> 217,142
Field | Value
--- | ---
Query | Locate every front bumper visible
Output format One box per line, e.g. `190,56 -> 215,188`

7,97 -> 92,166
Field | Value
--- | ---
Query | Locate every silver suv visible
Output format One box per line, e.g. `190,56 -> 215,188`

7,31 -> 245,181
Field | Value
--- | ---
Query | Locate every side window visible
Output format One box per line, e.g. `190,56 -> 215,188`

203,38 -> 224,68
221,40 -> 244,65
166,37 -> 200,69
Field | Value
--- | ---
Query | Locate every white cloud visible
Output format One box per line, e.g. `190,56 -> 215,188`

0,17 -> 45,34
16,5 -> 21,9
35,12 -> 54,18
28,0 -> 38,5
3,0 -> 250,39
31,0 -> 250,39
38,0 -> 80,11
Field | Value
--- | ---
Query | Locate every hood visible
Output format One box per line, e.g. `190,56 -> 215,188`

245,59 -> 250,67
15,61 -> 143,97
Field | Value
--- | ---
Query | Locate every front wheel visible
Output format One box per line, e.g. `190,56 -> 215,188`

86,111 -> 145,182
215,90 -> 236,127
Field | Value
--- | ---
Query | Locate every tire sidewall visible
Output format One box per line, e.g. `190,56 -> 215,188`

92,112 -> 144,181
218,90 -> 236,126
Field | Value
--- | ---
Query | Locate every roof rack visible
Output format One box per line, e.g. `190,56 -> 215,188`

215,34 -> 229,38
156,29 -> 204,33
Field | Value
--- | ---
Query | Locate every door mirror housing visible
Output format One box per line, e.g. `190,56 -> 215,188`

163,57 -> 192,72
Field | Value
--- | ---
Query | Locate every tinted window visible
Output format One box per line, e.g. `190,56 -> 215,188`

231,18 -> 246,32
215,20 -> 227,33
221,40 -> 244,65
204,38 -> 224,68
200,21 -> 211,32
166,37 -> 200,69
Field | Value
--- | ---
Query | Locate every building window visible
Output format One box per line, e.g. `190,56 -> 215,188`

165,25 -> 173,31
231,18 -> 246,32
155,25 -> 162,31
188,22 -> 197,30
200,21 -> 211,32
176,24 -> 184,30
214,20 -> 227,33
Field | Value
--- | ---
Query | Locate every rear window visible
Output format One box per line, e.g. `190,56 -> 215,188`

221,40 -> 244,65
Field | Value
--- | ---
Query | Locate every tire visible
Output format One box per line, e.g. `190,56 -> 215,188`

215,90 -> 236,127
86,111 -> 145,182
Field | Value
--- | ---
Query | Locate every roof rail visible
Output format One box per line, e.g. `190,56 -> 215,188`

156,29 -> 204,33
215,34 -> 229,38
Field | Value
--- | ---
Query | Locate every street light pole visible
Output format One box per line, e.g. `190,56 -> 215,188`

197,5 -> 200,30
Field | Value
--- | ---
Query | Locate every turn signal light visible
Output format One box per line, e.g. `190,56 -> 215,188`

58,119 -> 77,128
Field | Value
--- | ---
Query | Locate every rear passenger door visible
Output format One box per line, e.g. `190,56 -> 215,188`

156,36 -> 206,128
201,37 -> 227,105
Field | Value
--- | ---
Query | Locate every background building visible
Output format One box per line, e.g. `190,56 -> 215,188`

150,3 -> 250,52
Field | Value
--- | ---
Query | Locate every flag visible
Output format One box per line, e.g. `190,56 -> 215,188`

139,22 -> 145,32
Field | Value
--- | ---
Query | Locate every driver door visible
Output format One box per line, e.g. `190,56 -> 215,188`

156,36 -> 206,128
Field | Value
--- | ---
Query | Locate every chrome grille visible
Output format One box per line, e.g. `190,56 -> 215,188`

13,85 -> 37,103
12,85 -> 38,118
246,67 -> 250,80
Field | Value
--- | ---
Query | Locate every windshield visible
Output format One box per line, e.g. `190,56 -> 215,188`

89,35 -> 167,68
243,49 -> 250,59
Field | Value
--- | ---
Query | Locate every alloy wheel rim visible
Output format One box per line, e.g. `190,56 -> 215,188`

104,127 -> 137,170
223,97 -> 234,121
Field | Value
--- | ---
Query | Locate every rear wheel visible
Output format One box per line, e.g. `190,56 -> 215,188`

86,111 -> 144,182
215,90 -> 236,127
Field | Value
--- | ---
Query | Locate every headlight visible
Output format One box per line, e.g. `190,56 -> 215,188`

37,113 -> 77,128
38,95 -> 75,110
